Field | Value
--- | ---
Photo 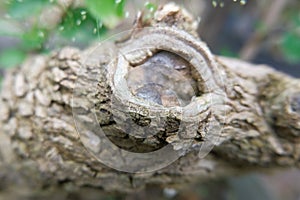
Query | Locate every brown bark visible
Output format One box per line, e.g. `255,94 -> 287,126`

0,2 -> 299,198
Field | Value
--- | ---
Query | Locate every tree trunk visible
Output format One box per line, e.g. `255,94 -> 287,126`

0,3 -> 299,198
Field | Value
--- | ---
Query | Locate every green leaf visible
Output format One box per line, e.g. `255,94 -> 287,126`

58,8 -> 106,45
0,48 -> 26,69
143,2 -> 157,20
281,31 -> 300,63
220,47 -> 238,58
144,2 -> 157,12
21,27 -> 47,50
6,0 -> 51,19
85,0 -> 126,28
280,15 -> 300,63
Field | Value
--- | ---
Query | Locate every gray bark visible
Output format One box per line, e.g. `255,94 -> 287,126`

0,3 -> 299,198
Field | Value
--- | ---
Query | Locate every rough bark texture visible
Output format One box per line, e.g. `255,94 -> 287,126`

0,2 -> 300,198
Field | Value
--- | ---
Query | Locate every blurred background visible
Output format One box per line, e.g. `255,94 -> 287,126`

0,0 -> 299,199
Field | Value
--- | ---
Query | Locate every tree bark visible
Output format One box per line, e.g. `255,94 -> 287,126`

0,2 -> 299,197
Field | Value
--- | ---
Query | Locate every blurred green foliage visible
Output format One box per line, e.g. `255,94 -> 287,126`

0,48 -> 25,68
7,0 -> 51,20
143,2 -> 157,20
220,47 -> 238,58
280,14 -> 300,63
85,0 -> 126,29
58,7 -> 106,45
0,0 -> 127,70
21,27 -> 48,50
0,0 -> 299,70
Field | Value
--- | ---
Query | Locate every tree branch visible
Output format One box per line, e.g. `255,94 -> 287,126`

0,3 -> 299,196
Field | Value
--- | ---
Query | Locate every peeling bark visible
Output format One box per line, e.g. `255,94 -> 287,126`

0,3 -> 300,197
